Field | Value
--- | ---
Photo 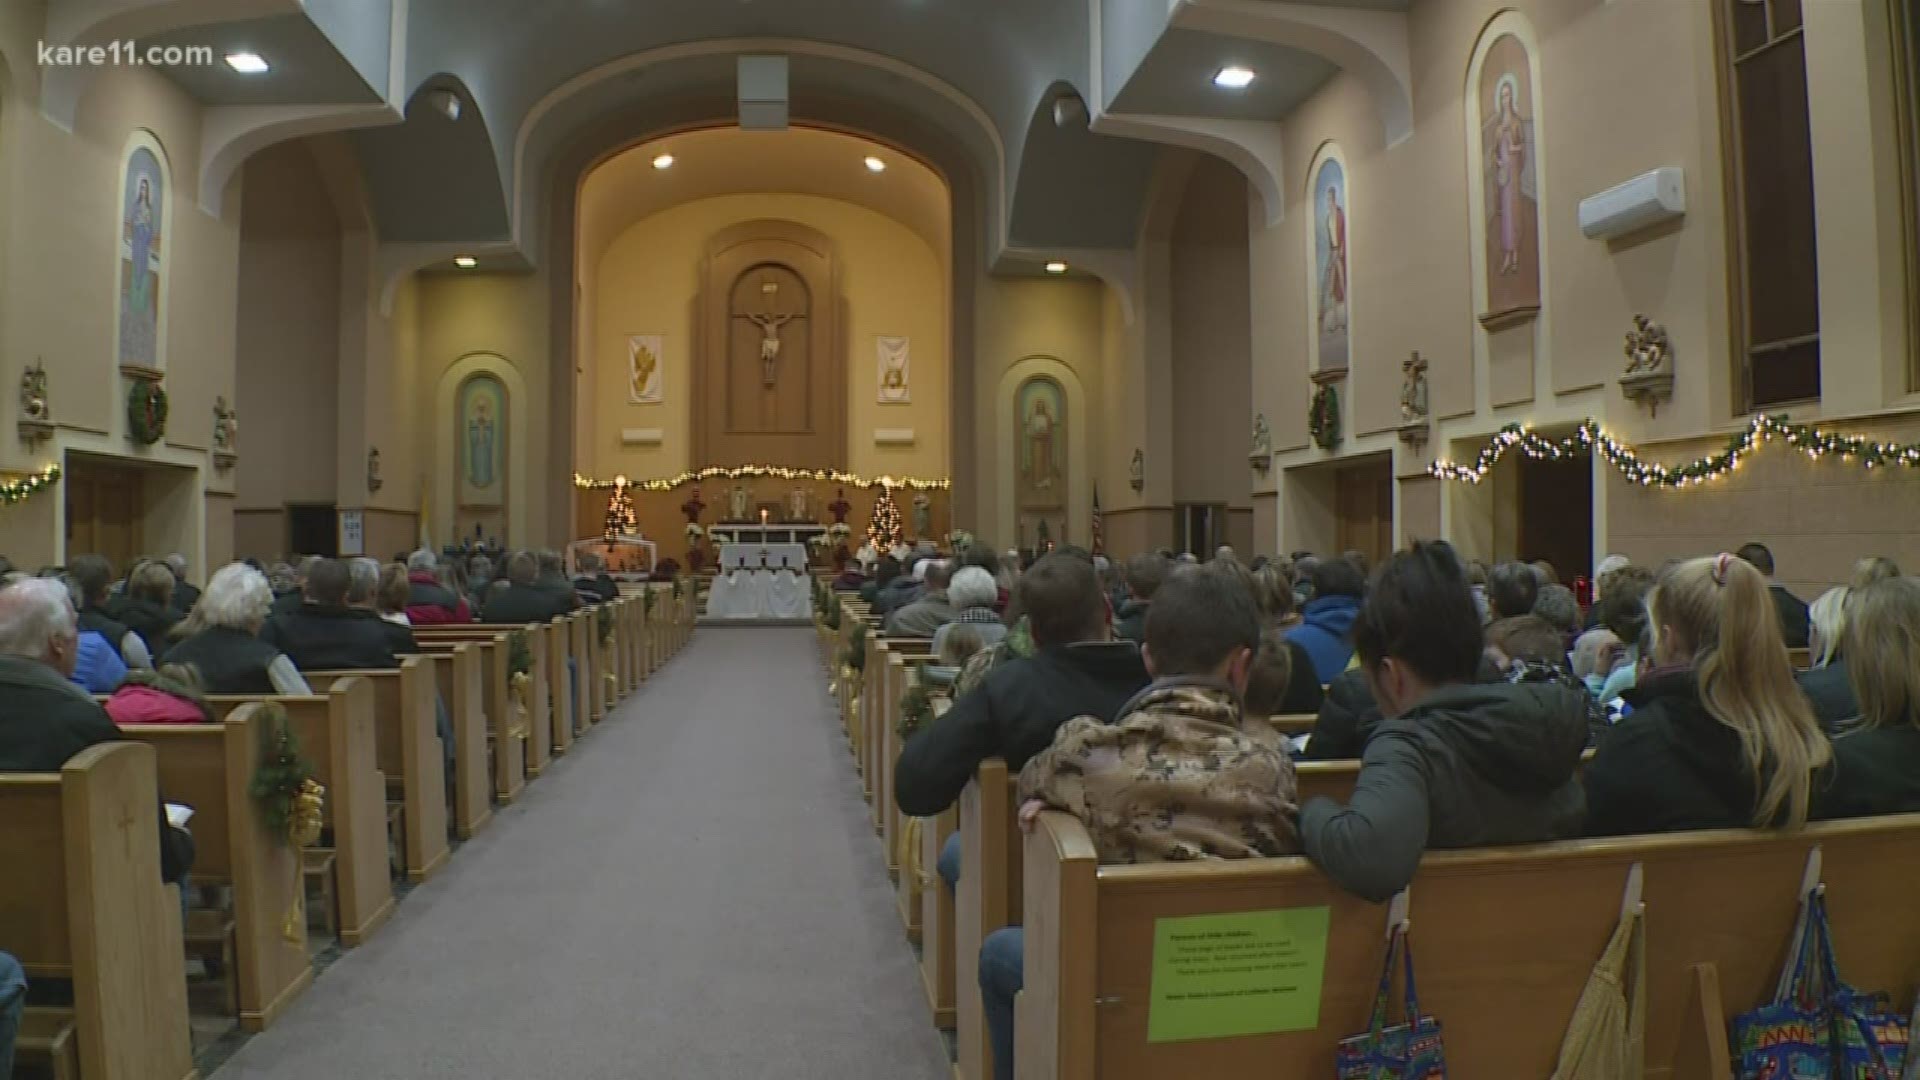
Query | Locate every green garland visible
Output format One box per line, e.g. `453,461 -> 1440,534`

127,377 -> 169,446
507,629 -> 532,679
248,703 -> 317,842
596,604 -> 614,646
896,682 -> 934,741
0,465 -> 60,506
825,595 -> 841,630
671,577 -> 684,601
1431,413 -> 1920,489
643,587 -> 658,614
1308,384 -> 1340,450
841,621 -> 868,672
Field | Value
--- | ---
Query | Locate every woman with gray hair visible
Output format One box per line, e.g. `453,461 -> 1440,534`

162,563 -> 311,695
933,566 -> 1007,656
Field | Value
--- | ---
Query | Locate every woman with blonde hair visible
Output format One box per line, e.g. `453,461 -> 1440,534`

1583,553 -> 1832,835
1819,577 -> 1920,817
1849,556 -> 1900,590
1797,586 -> 1858,729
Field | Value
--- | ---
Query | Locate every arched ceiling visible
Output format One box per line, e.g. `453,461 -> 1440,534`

577,127 -> 951,273
15,0 -> 1415,271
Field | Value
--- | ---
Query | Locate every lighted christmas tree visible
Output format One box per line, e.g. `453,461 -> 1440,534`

603,479 -> 637,539
867,485 -> 903,550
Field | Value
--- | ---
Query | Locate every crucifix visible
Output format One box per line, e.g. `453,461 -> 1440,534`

737,278 -> 803,387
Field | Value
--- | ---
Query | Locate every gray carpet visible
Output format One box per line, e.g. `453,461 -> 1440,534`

214,627 -> 950,1080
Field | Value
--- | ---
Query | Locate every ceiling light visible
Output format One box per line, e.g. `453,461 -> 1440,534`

1213,66 -> 1256,89
225,52 -> 269,74
1044,262 -> 1068,274
864,155 -> 887,173
453,256 -> 477,269
652,153 -> 674,169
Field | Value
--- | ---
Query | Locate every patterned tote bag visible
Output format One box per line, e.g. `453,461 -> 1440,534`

1734,891 -> 1908,1079
1336,925 -> 1446,1079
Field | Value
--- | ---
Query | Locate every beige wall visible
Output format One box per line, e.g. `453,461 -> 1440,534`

235,142 -> 341,510
586,192 -> 950,484
1169,154 -> 1253,510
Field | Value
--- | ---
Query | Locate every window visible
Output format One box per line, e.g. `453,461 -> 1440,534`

1718,0 -> 1821,409
1897,0 -> 1920,386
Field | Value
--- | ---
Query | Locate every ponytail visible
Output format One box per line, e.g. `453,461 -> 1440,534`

1651,555 -> 1829,827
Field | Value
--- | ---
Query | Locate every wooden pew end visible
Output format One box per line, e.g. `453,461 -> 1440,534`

16,1007 -> 79,1080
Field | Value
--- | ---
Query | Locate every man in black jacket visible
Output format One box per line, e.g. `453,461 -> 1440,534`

572,552 -> 619,603
534,551 -> 581,613
894,550 -> 1148,823
164,553 -> 201,614
1736,542 -> 1811,649
67,554 -> 151,668
482,552 -> 572,624
0,578 -> 193,884
262,558 -> 401,670
1112,552 -> 1167,644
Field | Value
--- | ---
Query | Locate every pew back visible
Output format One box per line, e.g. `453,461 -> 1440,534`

406,644 -> 491,837
303,658 -> 450,882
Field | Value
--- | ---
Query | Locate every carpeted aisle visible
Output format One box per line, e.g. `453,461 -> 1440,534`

214,627 -> 950,1080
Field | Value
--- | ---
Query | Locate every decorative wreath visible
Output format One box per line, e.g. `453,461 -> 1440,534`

596,605 -> 615,647
1308,384 -> 1341,450
896,683 -> 935,741
841,621 -> 868,673
506,629 -> 532,680
127,377 -> 169,446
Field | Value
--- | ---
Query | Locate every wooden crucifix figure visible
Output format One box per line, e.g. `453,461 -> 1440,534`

743,310 -> 799,387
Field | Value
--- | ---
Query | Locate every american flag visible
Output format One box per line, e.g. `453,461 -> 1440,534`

1090,484 -> 1104,555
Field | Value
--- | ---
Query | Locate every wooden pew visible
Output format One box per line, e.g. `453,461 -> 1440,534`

572,610 -> 598,730
1018,812 -> 1920,1080
914,693 -> 959,1030
546,616 -> 575,754
415,631 -> 523,805
956,759 -> 1022,1080
117,706 -> 314,1031
0,743 -> 195,1080
406,643 -> 492,838
301,658 -> 450,884
416,623 -> 551,778
207,679 -> 392,945
886,647 -> 940,925
1265,713 -> 1315,737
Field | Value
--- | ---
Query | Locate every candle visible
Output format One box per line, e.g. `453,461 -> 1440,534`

759,508 -> 769,525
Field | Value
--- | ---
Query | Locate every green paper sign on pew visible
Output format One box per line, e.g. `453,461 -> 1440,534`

1147,907 -> 1331,1043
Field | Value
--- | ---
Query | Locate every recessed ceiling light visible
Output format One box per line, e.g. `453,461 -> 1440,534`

453,256 -> 477,269
1044,262 -> 1068,275
864,155 -> 887,173
652,153 -> 674,169
1213,66 -> 1256,89
225,52 -> 269,74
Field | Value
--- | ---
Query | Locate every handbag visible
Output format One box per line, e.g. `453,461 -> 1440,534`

1336,925 -> 1446,1079
1733,891 -> 1909,1079
1550,905 -> 1646,1080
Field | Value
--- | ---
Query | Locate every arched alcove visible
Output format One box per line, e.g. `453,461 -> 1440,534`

995,355 -> 1089,548
435,352 -> 530,546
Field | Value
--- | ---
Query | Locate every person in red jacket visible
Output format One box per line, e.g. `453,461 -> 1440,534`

105,664 -> 213,725
402,549 -> 472,625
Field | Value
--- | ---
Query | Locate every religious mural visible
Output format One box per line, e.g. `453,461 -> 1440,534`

1016,376 -> 1065,511
1478,32 -> 1541,322
457,373 -> 506,508
876,336 -> 910,404
628,334 -> 664,403
118,144 -> 166,372
1312,155 -> 1350,371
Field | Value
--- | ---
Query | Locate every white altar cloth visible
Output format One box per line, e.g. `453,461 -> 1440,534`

718,542 -> 808,571
705,568 -> 811,620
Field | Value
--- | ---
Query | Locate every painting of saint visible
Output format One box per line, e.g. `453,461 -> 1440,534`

1478,34 -> 1541,321
118,146 -> 166,372
628,334 -> 663,403
1313,156 -> 1349,370
457,374 -> 507,508
1016,376 -> 1065,510
877,336 -> 910,404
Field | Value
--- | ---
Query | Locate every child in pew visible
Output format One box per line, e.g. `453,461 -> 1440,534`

985,565 -> 1301,1080
1298,541 -> 1590,903
105,663 -> 214,725
1583,553 -> 1832,838
1484,615 -> 1611,746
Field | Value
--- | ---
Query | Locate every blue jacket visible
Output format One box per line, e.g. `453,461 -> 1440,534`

1286,594 -> 1363,685
70,630 -> 128,693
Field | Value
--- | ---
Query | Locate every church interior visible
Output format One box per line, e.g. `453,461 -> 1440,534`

1,0 -> 1919,1076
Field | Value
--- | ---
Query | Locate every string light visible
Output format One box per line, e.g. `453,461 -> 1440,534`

572,465 -> 950,492
1430,415 -> 1920,488
0,464 -> 61,505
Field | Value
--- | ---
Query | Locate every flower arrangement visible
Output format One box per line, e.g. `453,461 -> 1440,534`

945,529 -> 975,553
684,522 -> 705,541
828,522 -> 852,540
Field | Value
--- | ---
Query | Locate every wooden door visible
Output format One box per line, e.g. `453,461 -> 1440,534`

1334,460 -> 1393,567
64,458 -> 143,568
1517,454 -> 1593,581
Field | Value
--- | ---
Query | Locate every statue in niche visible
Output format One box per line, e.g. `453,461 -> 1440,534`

911,492 -> 932,539
212,396 -> 237,451
1623,315 -> 1671,375
828,488 -> 852,524
1399,353 -> 1430,422
1251,413 -> 1270,456
728,483 -> 750,523
1129,449 -> 1144,493
788,487 -> 811,523
20,361 -> 48,423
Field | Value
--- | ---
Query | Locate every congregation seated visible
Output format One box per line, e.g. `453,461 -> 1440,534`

1797,585 -> 1858,729
271,555 -> 322,617
1483,614 -> 1609,746
830,558 -> 866,592
1247,560 -> 1324,714
885,559 -> 955,636
1817,575 -> 1920,817
893,550 -> 1149,820
465,553 -> 495,611
104,664 -> 215,725
1484,559 -> 1539,622
534,550 -> 581,613
980,562 -> 1300,1080
163,562 -> 313,694
572,551 -> 619,604
1531,582 -> 1579,640
164,552 -> 201,613
68,553 -> 152,668
1299,541 -> 1589,901
1111,552 -> 1163,644
930,566 -> 1005,656
262,557 -> 407,670
1584,552 -> 1831,837
1850,555 -> 1901,589
56,574 -> 128,693
111,559 -> 186,658
378,562 -> 413,626
406,548 -> 475,623
1736,540 -> 1810,648
481,551 -> 575,623
1284,554 -> 1365,684
1591,564 -> 1656,703
873,557 -> 925,617
858,554 -> 898,604
0,577 -> 194,885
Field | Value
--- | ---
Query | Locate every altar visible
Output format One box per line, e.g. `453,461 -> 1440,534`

717,543 -> 807,571
704,565 -> 811,621
706,523 -> 828,547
